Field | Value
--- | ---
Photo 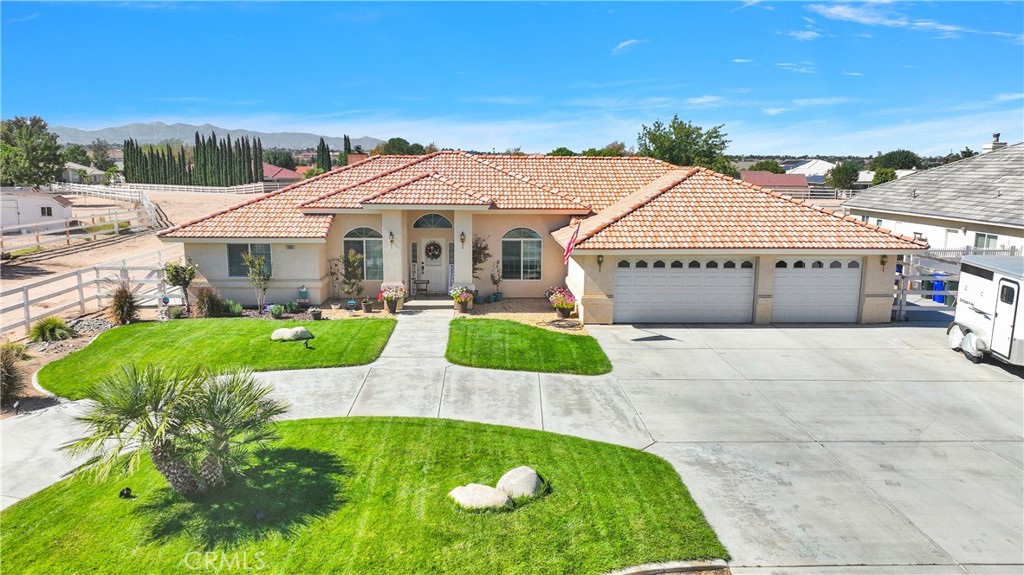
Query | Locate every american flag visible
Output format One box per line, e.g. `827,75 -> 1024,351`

563,221 -> 581,265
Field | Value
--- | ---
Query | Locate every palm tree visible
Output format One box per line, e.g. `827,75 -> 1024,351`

63,365 -> 205,498
63,365 -> 289,498
185,370 -> 288,490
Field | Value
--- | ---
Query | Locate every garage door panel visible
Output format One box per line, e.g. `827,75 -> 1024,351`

614,260 -> 754,324
772,261 -> 862,323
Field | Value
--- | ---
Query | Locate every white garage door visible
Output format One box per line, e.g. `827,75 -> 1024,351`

614,258 -> 755,323
772,258 -> 862,322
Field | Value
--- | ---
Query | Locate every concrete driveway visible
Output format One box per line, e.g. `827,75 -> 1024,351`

2,306 -> 1021,574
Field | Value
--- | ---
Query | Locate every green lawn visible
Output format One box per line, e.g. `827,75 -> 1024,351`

39,318 -> 396,399
1,418 -> 727,574
446,318 -> 612,375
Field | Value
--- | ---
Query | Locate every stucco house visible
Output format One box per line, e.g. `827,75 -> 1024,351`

739,171 -> 810,198
158,151 -> 927,324
843,142 -> 1023,253
61,162 -> 106,184
1,189 -> 74,232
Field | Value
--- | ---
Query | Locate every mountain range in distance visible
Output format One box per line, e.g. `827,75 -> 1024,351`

52,122 -> 384,151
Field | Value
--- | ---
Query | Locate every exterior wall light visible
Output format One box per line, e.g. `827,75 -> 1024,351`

389,231 -> 395,245
460,231 -> 466,245
597,255 -> 604,270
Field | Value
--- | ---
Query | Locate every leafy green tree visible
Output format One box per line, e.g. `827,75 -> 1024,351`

872,149 -> 922,170
548,147 -> 576,156
582,141 -> 629,157
242,251 -> 271,312
871,167 -> 897,185
89,138 -> 115,171
408,143 -> 426,155
316,137 -> 332,172
748,159 -> 785,174
163,259 -> 199,313
472,235 -> 491,280
0,116 -> 64,189
377,137 -> 413,155
825,162 -> 859,190
636,115 -> 731,169
264,149 -> 297,170
423,142 -> 439,154
340,248 -> 365,301
302,167 -> 325,179
63,144 -> 91,166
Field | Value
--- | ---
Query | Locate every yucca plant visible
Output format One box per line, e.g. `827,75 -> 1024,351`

107,280 -> 138,325
0,347 -> 25,405
29,316 -> 77,342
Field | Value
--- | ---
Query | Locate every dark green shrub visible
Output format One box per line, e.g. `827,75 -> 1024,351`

29,316 -> 77,342
193,287 -> 224,318
224,300 -> 244,317
169,307 -> 184,320
285,301 -> 300,314
0,347 -> 24,405
107,280 -> 138,325
269,304 -> 284,319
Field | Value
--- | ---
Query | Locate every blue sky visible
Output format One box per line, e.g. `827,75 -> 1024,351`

2,1 -> 1022,155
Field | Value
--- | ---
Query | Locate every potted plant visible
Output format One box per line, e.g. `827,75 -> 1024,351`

308,307 -> 322,321
548,287 -> 576,319
377,285 -> 407,314
450,286 -> 473,313
490,260 -> 503,301
361,296 -> 374,313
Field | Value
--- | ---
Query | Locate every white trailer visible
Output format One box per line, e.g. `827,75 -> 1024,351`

948,255 -> 1024,366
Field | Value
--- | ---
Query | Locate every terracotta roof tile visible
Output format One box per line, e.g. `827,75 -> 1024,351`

262,163 -> 302,181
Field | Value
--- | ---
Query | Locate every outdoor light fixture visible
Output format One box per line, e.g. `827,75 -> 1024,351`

597,255 -> 604,270
880,254 -> 889,269
460,231 -> 466,245
389,231 -> 395,245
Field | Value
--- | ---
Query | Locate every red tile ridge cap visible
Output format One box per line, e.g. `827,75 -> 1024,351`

298,152 -> 446,207
467,153 -> 592,210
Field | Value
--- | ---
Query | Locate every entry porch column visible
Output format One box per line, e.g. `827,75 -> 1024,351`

453,211 -> 475,290
381,210 -> 407,286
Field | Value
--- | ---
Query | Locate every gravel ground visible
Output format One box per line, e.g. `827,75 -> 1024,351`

464,298 -> 588,335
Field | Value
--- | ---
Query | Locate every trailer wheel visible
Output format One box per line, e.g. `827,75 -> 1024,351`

961,331 -> 984,364
947,324 -> 965,351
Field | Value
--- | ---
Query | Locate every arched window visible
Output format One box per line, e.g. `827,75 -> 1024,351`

618,260 -> 631,268
723,261 -> 736,269
776,261 -> 788,268
706,261 -> 719,269
343,227 -> 384,280
812,261 -> 823,268
848,261 -> 860,269
413,213 -> 452,228
653,260 -> 666,268
671,260 -> 684,268
794,260 -> 806,268
636,260 -> 649,268
830,260 -> 842,268
741,261 -> 754,269
688,260 -> 701,268
502,228 -> 542,280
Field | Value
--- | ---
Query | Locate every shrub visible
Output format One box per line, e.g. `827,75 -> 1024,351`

107,280 -> 138,325
0,347 -> 24,405
285,301 -> 300,314
0,341 -> 29,360
269,304 -> 284,319
169,307 -> 184,320
29,316 -> 77,342
224,300 -> 244,317
193,287 -> 224,318
163,259 -> 198,313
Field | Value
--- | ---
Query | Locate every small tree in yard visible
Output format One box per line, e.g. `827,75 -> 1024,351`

472,236 -> 491,280
163,259 -> 198,314
242,251 -> 271,313
340,248 -> 365,301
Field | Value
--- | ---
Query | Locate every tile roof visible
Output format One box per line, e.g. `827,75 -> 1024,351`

740,171 -> 808,188
360,172 -> 493,206
262,163 -> 302,181
552,168 -> 929,251
843,143 -> 1024,228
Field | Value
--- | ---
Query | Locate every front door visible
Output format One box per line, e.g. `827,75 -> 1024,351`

420,238 -> 446,295
991,279 -> 1019,359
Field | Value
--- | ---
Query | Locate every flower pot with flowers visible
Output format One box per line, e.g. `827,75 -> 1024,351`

377,285 -> 408,314
547,287 -> 576,318
450,286 -> 474,313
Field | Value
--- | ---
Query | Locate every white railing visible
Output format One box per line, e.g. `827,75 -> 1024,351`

50,183 -> 145,203
0,207 -> 154,254
921,246 -> 1020,261
0,247 -> 184,335
117,181 -> 289,194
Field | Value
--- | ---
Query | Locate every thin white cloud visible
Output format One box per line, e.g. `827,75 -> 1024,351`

776,62 -> 816,74
842,71 -> 865,77
807,3 -> 1023,40
994,93 -> 1024,102
732,58 -> 754,63
792,97 -> 855,106
686,95 -> 723,106
5,12 -> 39,24
789,30 -> 822,41
762,107 -> 793,116
612,39 -> 645,55
731,1 -> 762,13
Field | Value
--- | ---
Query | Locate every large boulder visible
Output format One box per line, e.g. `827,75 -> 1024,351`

497,466 -> 544,498
270,326 -> 314,341
449,483 -> 511,510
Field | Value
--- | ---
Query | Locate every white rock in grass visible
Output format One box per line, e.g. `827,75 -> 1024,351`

449,483 -> 511,510
497,466 -> 543,498
270,327 -> 314,341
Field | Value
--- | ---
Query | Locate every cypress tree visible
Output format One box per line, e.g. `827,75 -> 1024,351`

254,138 -> 264,182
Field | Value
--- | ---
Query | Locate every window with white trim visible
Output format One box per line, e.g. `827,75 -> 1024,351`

501,228 -> 542,280
228,243 -> 272,277
974,233 -> 999,249
343,228 -> 384,280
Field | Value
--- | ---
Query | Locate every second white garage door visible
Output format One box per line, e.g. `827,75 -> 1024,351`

772,258 -> 863,322
614,258 -> 755,323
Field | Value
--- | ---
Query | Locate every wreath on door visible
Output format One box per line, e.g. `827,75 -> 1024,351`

425,241 -> 442,261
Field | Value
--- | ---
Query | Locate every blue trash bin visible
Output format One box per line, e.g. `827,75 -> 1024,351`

932,273 -> 948,303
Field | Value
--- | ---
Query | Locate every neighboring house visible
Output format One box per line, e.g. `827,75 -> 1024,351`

263,163 -> 303,183
843,142 -> 1023,253
739,171 -> 809,198
159,151 -> 926,325
61,162 -> 105,184
1,189 -> 74,232
294,165 -> 318,177
783,158 -> 836,185
853,169 -> 919,190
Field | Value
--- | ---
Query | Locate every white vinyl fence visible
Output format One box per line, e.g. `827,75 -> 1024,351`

0,207 -> 155,254
116,181 -> 289,194
0,247 -> 184,336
